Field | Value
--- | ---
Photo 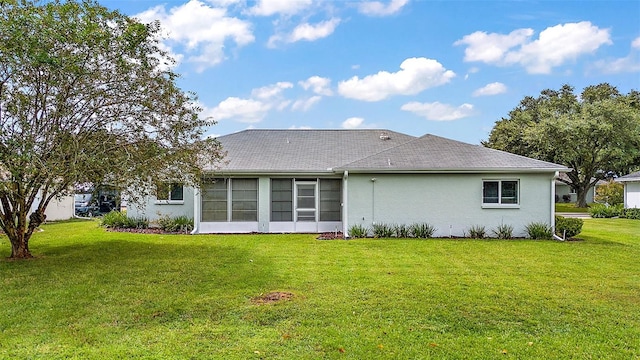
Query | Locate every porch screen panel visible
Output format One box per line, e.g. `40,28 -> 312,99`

319,179 -> 341,221
201,179 -> 227,221
231,179 -> 258,221
296,183 -> 316,221
271,179 -> 292,221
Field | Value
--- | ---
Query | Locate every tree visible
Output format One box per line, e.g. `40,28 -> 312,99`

0,0 -> 223,259
484,83 -> 640,208
594,181 -> 623,206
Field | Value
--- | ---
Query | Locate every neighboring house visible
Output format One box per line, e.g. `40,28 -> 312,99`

554,173 -> 603,204
30,191 -> 75,221
128,129 -> 569,237
617,171 -> 640,208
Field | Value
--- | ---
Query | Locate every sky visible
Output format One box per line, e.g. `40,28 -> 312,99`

101,0 -> 640,144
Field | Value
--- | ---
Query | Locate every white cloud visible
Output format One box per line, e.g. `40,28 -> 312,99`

212,97 -> 272,123
299,76 -> 333,96
592,37 -> 640,74
341,117 -> 365,129
455,22 -> 612,74
401,102 -> 474,121
289,125 -> 313,129
292,96 -> 322,111
358,0 -> 409,16
337,57 -> 455,101
251,82 -> 294,99
247,0 -> 313,16
472,82 -> 507,97
268,18 -> 341,47
455,28 -> 534,63
134,0 -> 254,72
211,81 -> 294,123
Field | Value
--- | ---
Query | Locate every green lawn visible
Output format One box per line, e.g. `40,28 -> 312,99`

555,203 -> 591,213
1,219 -> 639,359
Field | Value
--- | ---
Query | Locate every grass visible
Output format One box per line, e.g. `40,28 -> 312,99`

555,203 -> 591,213
1,219 -> 639,359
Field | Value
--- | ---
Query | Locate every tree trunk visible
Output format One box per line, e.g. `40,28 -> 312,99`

575,186 -> 589,208
10,235 -> 33,259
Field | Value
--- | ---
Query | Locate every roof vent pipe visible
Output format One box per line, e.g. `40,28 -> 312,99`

379,132 -> 390,140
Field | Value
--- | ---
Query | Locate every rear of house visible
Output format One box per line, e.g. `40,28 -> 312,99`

128,129 -> 568,237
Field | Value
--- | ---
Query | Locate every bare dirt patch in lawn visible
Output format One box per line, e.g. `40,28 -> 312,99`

251,291 -> 294,305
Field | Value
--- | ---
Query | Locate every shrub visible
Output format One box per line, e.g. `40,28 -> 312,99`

348,224 -> 368,238
562,194 -> 571,203
525,222 -> 552,240
620,208 -> 640,220
589,203 -> 623,218
393,224 -> 410,238
371,223 -> 394,238
492,224 -> 514,239
595,181 -> 623,206
555,216 -> 583,238
101,210 -> 148,229
157,215 -> 194,232
410,223 -> 436,239
467,225 -> 486,239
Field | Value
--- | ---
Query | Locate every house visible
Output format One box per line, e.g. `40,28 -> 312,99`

617,171 -> 640,208
554,172 -> 603,204
128,129 -> 569,237
30,191 -> 75,221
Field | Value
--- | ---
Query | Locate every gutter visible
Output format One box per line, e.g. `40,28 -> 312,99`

343,170 -> 349,238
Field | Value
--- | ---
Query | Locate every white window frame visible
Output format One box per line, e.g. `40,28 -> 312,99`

482,179 -> 520,208
154,183 -> 184,205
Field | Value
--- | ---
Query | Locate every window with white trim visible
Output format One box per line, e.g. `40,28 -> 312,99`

483,180 -> 519,205
156,183 -> 183,201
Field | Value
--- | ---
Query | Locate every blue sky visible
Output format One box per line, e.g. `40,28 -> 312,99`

102,0 -> 640,144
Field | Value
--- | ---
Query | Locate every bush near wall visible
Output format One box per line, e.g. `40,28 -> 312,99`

555,216 -> 583,238
620,208 -> 640,220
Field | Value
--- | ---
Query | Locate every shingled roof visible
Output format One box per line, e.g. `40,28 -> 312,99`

207,129 -> 567,174
617,171 -> 640,182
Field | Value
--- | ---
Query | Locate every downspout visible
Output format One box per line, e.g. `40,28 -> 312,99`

191,186 -> 200,235
551,171 -> 565,241
343,171 -> 349,238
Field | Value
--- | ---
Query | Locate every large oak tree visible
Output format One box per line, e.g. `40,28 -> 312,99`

0,0 -> 223,258
484,83 -> 640,208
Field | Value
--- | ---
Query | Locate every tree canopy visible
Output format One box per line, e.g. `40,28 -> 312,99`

0,0 -> 223,258
484,83 -> 640,207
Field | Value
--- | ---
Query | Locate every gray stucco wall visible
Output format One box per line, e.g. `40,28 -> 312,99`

346,173 -> 555,238
127,187 -> 195,222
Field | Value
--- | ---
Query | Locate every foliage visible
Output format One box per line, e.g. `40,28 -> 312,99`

101,211 -> 148,229
371,223 -> 394,238
0,0 -> 223,258
1,219 -> 640,358
555,203 -> 590,213
525,222 -> 553,240
348,224 -> 368,238
157,215 -> 194,233
466,225 -> 486,239
393,223 -> 410,238
410,222 -> 437,238
589,203 -> 623,218
620,208 -> 640,220
492,223 -> 514,239
554,216 -> 583,239
594,181 -> 624,205
484,84 -> 640,208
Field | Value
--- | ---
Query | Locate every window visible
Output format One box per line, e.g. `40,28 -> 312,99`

231,179 -> 258,221
271,179 -> 293,221
156,183 -> 183,201
319,179 -> 341,221
201,178 -> 258,222
483,180 -> 519,205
